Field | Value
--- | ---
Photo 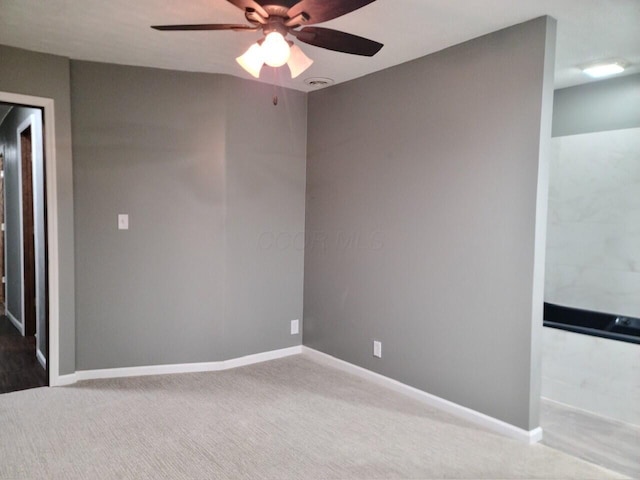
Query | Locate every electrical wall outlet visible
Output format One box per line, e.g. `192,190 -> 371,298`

290,319 -> 300,335
373,340 -> 382,358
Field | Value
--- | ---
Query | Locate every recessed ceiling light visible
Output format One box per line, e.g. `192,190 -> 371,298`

582,61 -> 627,78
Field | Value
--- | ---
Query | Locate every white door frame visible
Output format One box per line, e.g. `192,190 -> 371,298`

0,92 -> 60,386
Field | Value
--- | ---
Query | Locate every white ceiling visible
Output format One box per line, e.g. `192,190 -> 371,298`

0,0 -> 638,92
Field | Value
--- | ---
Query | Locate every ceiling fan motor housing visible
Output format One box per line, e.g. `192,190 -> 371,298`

246,5 -> 309,36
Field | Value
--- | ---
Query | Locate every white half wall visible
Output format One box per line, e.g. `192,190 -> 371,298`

542,327 -> 640,425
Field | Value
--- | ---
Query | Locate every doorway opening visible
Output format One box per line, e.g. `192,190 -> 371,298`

0,102 -> 48,392
539,77 -> 640,478
0,147 -> 4,310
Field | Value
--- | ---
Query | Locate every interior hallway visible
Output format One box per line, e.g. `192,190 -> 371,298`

0,312 -> 47,394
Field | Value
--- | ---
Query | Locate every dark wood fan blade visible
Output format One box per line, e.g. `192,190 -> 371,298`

287,0 -> 376,24
151,24 -> 257,31
293,27 -> 383,56
226,0 -> 269,17
255,0 -> 300,7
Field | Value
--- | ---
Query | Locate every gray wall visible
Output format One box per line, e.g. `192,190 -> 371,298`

304,17 -> 556,430
552,73 -> 640,137
224,79 -> 307,359
71,61 -> 306,370
0,45 -> 75,375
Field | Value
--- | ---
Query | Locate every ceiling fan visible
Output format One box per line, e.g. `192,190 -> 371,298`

152,0 -> 383,79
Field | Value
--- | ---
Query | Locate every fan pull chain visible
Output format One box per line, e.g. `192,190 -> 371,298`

272,67 -> 278,106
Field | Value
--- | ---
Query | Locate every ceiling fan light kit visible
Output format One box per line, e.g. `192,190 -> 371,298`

152,0 -> 383,80
236,33 -> 313,79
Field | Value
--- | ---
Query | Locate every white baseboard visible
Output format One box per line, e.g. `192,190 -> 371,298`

58,345 -> 303,384
54,373 -> 78,387
6,310 -> 23,335
49,343 -> 542,444
540,396 -> 638,427
36,349 -> 47,369
302,346 -> 543,444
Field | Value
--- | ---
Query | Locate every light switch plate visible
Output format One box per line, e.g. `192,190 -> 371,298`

373,340 -> 382,358
291,319 -> 300,335
118,214 -> 129,230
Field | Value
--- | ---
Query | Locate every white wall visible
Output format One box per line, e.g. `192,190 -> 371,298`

542,327 -> 640,425
545,127 -> 640,317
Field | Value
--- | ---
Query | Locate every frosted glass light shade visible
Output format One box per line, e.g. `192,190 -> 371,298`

236,43 -> 264,78
287,45 -> 314,78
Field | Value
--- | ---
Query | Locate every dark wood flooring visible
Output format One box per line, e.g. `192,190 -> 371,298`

0,315 -> 48,393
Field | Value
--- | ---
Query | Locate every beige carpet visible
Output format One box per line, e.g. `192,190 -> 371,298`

0,355 -> 626,479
